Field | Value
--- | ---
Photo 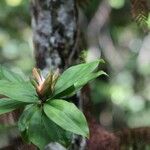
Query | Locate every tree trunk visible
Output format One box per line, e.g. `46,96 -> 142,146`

31,0 -> 120,150
0,0 -> 120,149
31,0 -> 84,149
31,0 -> 79,72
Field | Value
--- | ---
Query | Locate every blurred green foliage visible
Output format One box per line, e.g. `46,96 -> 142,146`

0,0 -> 34,75
86,0 -> 150,130
0,0 -> 150,143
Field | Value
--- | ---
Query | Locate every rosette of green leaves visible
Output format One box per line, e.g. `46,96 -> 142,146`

0,60 -> 106,149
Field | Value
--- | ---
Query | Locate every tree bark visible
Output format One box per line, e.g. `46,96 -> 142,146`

31,0 -> 79,73
0,1 -> 79,150
0,0 -> 119,150
31,0 -> 83,149
31,0 -> 120,150
1,0 -> 150,150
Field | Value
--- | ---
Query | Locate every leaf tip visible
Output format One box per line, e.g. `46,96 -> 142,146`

99,59 -> 105,64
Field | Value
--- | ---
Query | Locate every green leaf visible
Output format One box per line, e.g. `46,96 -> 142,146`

0,80 -> 38,103
75,71 -> 107,90
0,65 -> 24,82
28,107 -> 72,149
44,99 -> 89,138
54,60 -> 105,96
18,104 -> 37,143
0,98 -> 26,115
42,114 -> 72,147
28,107 -> 52,150
53,85 -> 76,98
55,71 -> 107,98
19,105 -> 72,149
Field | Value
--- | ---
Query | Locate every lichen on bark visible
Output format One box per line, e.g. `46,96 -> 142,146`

31,0 -> 82,149
31,0 -> 78,73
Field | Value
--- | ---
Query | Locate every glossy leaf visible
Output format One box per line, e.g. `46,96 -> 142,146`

54,60 -> 104,96
0,98 -> 26,115
55,71 -> 106,98
44,99 -> 89,138
0,80 -> 38,103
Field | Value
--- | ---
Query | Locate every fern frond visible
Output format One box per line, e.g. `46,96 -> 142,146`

131,0 -> 149,27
